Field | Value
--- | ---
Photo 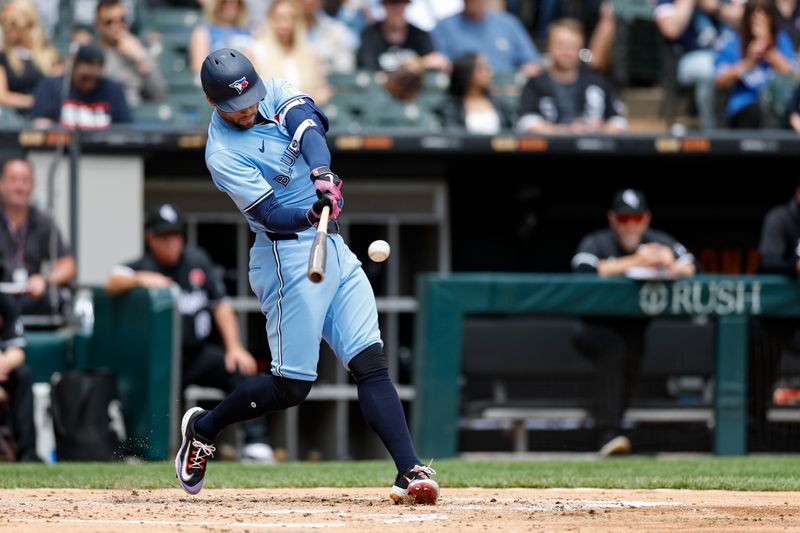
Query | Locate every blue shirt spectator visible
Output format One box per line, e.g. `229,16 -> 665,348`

433,0 -> 539,76
714,0 -> 796,129
715,30 -> 796,121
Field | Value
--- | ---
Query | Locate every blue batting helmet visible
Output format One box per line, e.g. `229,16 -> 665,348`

200,48 -> 266,112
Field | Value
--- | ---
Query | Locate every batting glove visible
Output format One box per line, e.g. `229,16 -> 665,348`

310,166 -> 343,218
307,193 -> 337,224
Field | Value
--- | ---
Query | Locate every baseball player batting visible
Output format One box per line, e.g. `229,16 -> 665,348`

175,49 -> 439,505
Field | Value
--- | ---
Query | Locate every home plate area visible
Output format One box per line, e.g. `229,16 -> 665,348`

0,488 -> 797,532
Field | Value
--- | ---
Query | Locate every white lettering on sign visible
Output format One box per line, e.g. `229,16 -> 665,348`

640,280 -> 762,316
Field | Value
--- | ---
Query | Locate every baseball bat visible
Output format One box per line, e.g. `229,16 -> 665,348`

307,206 -> 330,283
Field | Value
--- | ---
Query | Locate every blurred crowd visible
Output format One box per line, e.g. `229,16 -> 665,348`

2,0 -> 800,132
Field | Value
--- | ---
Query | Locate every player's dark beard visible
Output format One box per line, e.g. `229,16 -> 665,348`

231,112 -> 267,130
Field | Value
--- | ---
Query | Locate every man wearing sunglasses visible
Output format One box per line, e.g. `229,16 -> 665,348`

571,188 -> 696,456
95,0 -> 166,108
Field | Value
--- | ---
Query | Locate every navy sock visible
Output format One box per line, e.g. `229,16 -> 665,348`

356,368 -> 419,473
194,374 -> 283,440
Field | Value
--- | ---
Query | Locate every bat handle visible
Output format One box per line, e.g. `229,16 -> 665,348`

308,206 -> 331,283
318,205 -> 330,234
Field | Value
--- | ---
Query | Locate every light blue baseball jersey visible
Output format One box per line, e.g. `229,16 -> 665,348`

206,79 -> 316,233
204,78 -> 382,381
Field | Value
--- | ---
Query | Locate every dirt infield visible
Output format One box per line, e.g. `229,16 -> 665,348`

0,488 -> 797,532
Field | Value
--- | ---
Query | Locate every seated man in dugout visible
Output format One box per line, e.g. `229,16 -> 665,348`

105,203 -> 275,464
0,157 -> 76,319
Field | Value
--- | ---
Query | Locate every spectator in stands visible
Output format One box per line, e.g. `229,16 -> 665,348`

95,0 -> 166,108
776,0 -> 800,49
432,0 -> 540,76
571,189 -> 696,456
74,0 -> 146,36
31,44 -> 131,129
516,19 -> 626,134
654,0 -> 744,130
750,182 -> 800,445
0,0 -> 60,117
30,43 -> 131,129
189,0 -> 254,75
105,203 -> 275,464
0,158 -> 75,318
440,53 -> 514,133
357,0 -> 449,73
0,291 -> 38,462
715,0 -> 796,129
300,0 -> 357,74
250,0 -> 331,104
534,0 -> 615,73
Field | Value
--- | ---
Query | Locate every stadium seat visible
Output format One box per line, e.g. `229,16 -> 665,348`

422,70 -> 449,92
326,91 -> 370,117
415,91 -> 447,114
150,6 -> 201,34
362,98 -> 441,132
613,0 -> 655,22
158,46 -> 190,76
134,101 -> 176,126
327,70 -> 374,93
171,94 -> 214,127
136,97 -> 211,129
492,71 -> 527,91
320,102 -> 356,129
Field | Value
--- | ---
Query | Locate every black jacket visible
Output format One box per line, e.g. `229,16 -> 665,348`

759,198 -> 800,275
572,227 -> 695,273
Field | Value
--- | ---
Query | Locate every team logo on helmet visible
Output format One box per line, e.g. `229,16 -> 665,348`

229,76 -> 249,95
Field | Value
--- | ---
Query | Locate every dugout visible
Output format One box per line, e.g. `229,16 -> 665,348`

3,127 -> 800,458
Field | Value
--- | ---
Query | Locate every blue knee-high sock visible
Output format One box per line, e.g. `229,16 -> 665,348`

194,374 -> 282,440
357,368 -> 420,473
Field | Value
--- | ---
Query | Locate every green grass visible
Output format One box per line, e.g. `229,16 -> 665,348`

1,457 -> 800,491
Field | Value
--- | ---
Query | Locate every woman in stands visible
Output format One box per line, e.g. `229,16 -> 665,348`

248,0 -> 330,104
0,0 -> 60,116
189,0 -> 253,75
714,0 -> 796,128
440,53 -> 514,134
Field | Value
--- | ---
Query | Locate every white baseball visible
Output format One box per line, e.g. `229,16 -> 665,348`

368,240 -> 391,262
